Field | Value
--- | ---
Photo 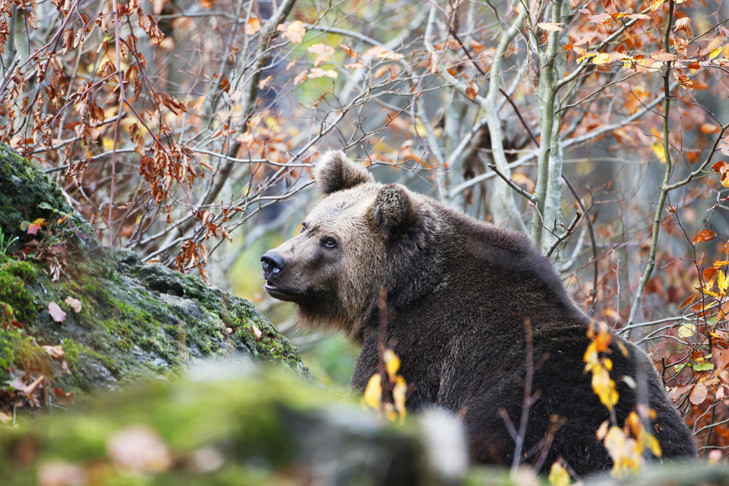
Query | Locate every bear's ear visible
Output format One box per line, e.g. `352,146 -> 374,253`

370,184 -> 419,237
315,150 -> 374,195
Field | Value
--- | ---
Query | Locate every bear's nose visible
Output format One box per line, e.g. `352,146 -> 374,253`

261,251 -> 286,278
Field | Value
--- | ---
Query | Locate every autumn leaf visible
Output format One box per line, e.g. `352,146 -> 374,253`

42,344 -> 65,360
277,21 -> 306,44
244,17 -> 261,36
363,373 -> 382,409
384,348 -> 400,379
678,292 -> 698,310
107,425 -> 172,473
26,217 -> 46,235
548,461 -> 571,486
340,44 -> 358,58
307,68 -> 337,79
64,296 -> 82,313
307,43 -> 335,67
592,53 -> 611,65
48,301 -> 66,322
465,81 -> 479,99
689,382 -> 708,405
537,22 -> 563,32
692,229 -> 717,245
362,45 -> 404,61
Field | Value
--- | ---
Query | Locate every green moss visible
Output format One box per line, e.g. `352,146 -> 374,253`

0,257 -> 37,322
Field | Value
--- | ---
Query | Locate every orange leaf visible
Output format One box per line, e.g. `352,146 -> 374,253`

693,229 -> 717,245
678,293 -> 698,310
244,17 -> 261,35
704,267 -> 718,282
702,123 -> 721,134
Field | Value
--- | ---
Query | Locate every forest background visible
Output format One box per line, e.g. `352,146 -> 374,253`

2,0 -> 729,459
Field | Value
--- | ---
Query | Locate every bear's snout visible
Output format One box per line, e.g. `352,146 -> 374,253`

261,251 -> 286,279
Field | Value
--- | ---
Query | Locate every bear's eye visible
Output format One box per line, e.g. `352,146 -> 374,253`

321,237 -> 338,249
300,222 -> 307,234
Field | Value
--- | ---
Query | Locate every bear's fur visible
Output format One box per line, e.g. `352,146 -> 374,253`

261,151 -> 697,475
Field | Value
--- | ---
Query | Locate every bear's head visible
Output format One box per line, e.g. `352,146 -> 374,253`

261,151 -> 440,340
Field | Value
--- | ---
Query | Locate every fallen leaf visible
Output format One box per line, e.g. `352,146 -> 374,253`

107,425 -> 172,473
42,345 -> 65,360
689,381 -> 708,405
64,297 -> 82,313
48,302 -> 66,323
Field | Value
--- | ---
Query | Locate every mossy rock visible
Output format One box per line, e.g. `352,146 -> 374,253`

0,362 -> 430,485
0,143 -> 306,412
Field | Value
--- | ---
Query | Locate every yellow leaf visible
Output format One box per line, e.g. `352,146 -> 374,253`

591,364 -> 618,409
719,270 -> 728,294
593,53 -> 611,65
393,375 -> 407,421
384,349 -> 400,379
678,323 -> 696,338
363,374 -> 382,409
548,461 -> 571,486
651,142 -> 667,163
709,48 -> 721,60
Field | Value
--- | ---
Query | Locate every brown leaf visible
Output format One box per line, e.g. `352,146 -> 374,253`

465,81 -> 479,100
252,324 -> 262,341
42,345 -> 65,360
48,301 -> 66,323
689,381 -> 708,405
678,293 -> 698,310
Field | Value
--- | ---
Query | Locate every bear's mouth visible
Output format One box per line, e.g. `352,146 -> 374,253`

264,281 -> 299,301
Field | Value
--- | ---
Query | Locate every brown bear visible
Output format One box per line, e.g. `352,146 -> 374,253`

261,151 -> 696,476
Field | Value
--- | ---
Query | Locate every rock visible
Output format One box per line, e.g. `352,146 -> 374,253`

0,362 -> 433,485
0,144 -> 306,413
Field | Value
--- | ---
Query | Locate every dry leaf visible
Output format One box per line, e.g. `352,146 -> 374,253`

277,21 -> 306,44
465,81 -> 479,99
42,345 -> 65,360
64,296 -> 82,313
307,43 -> 335,67
108,425 -> 172,473
537,22 -> 563,32
245,17 -> 261,36
689,381 -> 708,405
48,302 -> 66,323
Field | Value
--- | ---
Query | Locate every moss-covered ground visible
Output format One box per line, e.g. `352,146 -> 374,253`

0,143 -> 306,415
